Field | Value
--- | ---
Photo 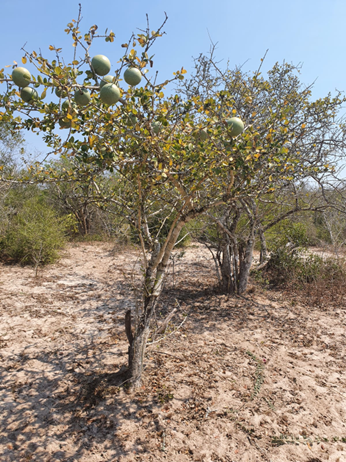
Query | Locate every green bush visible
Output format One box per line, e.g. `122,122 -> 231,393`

263,244 -> 346,290
266,221 -> 310,253
1,199 -> 68,267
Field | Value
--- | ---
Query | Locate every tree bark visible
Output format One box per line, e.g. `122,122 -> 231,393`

258,225 -> 268,264
220,236 -> 232,293
126,291 -> 159,388
238,231 -> 255,293
125,219 -> 187,388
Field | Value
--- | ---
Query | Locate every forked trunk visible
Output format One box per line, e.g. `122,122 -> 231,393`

125,219 -> 187,388
219,229 -> 255,294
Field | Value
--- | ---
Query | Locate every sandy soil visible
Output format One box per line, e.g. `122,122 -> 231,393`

0,242 -> 346,462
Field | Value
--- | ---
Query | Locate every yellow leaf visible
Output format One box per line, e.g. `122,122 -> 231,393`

21,56 -> 27,64
181,68 -> 187,74
232,109 -> 237,114
40,88 -> 47,99
49,45 -> 55,51
301,123 -> 306,128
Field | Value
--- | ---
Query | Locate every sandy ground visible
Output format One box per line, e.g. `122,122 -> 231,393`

0,242 -> 346,462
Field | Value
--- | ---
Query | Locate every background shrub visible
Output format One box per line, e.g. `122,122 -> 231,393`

0,198 -> 68,270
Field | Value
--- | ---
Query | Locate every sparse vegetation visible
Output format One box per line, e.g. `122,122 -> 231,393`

1,197 -> 69,272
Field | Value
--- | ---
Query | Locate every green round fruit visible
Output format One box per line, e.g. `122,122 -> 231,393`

100,75 -> 116,89
124,67 -> 142,86
74,88 -> 91,106
100,83 -> 121,105
126,114 -> 137,126
20,87 -> 38,103
226,117 -> 244,137
12,67 -> 31,87
198,128 -> 208,141
58,117 -> 72,128
62,100 -> 70,111
152,121 -> 162,134
62,100 -> 78,113
193,128 -> 208,142
91,55 -> 111,76
55,87 -> 68,98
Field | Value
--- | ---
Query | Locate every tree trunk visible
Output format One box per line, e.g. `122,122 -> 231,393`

220,235 -> 234,293
126,292 -> 159,387
218,230 -> 254,294
125,219 -> 187,388
238,232 -> 255,294
258,226 -> 268,264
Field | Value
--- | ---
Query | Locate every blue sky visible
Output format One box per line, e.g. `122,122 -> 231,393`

1,0 -> 346,155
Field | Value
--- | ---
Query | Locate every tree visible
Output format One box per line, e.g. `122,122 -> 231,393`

178,49 -> 346,293
0,9 -> 242,387
1,9 -> 346,387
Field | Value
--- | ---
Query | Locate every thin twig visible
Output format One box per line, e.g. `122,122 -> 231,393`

147,310 -> 188,345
